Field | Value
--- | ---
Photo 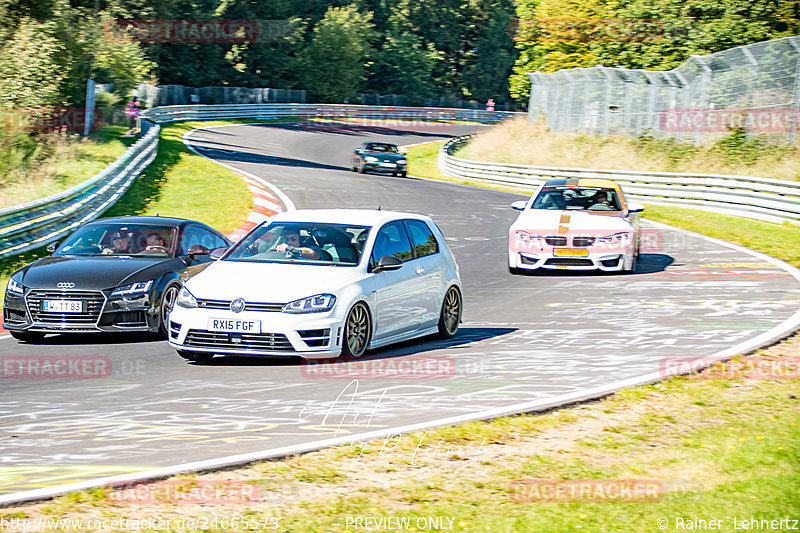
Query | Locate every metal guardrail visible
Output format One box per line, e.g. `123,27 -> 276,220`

0,105 -> 516,260
439,135 -> 800,225
0,125 -> 160,260
141,103 -> 518,124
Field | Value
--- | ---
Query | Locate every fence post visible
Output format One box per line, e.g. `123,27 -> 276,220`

600,67 -> 613,135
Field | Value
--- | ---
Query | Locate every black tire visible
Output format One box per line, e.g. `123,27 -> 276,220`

158,283 -> 181,337
359,164 -> 367,174
437,286 -> 462,339
10,331 -> 45,343
177,350 -> 214,363
341,302 -> 371,358
400,171 -> 407,178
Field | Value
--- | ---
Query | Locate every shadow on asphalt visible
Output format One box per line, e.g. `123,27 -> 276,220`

510,253 -> 674,277
190,327 -> 517,367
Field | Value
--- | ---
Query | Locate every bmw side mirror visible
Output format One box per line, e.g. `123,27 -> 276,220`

510,200 -> 527,211
627,202 -> 644,213
46,242 -> 59,254
210,247 -> 228,260
373,255 -> 403,273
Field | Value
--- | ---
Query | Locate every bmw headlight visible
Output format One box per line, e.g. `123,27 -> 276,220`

364,156 -> 379,163
111,280 -> 153,297
176,286 -> 198,308
515,231 -> 543,242
6,274 -> 24,296
597,232 -> 632,245
282,294 -> 336,314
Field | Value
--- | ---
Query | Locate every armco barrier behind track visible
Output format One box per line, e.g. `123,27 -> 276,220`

0,104 -> 517,259
439,134 -> 800,225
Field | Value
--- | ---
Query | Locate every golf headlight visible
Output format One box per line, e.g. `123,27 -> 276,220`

7,275 -> 23,296
111,280 -> 153,296
598,232 -> 631,245
282,294 -> 336,314
176,286 -> 198,308
364,156 -> 379,163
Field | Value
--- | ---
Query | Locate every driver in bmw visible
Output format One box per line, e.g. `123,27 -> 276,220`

275,226 -> 321,260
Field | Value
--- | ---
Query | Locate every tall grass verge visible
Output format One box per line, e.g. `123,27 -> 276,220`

459,118 -> 800,181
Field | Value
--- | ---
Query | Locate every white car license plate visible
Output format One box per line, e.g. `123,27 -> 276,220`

379,162 -> 396,167
43,300 -> 82,313
208,318 -> 261,333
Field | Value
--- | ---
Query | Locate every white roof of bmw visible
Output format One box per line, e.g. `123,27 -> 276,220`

269,209 -> 431,226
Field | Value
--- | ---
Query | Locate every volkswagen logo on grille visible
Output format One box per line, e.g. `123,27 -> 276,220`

56,282 -> 75,289
230,298 -> 246,313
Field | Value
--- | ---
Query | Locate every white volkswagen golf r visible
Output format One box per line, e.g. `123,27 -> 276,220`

168,209 -> 463,362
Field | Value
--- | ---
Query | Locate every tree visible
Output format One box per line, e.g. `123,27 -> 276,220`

0,18 -> 64,108
295,4 -> 376,102
365,12 -> 442,104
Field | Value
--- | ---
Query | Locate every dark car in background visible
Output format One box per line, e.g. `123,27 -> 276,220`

351,142 -> 408,178
2,216 -> 231,342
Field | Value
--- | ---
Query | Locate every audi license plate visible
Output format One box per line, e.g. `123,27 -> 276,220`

43,300 -> 83,313
208,318 -> 261,333
554,248 -> 589,257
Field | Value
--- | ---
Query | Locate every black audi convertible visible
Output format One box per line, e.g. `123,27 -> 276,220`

3,216 -> 231,342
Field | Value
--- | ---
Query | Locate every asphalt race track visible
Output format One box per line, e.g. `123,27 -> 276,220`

2,121 -> 800,502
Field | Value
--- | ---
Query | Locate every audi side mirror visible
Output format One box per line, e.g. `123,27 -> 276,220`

210,247 -> 228,260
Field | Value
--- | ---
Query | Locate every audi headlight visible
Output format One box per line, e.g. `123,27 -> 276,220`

176,286 -> 198,308
364,156 -> 379,163
6,274 -> 24,296
282,294 -> 336,314
597,232 -> 632,245
111,280 -> 153,297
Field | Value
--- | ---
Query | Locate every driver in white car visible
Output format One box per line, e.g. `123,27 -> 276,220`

275,226 -> 321,260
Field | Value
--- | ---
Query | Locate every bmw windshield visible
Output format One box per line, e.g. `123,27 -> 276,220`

225,222 -> 370,266
532,186 -> 622,211
55,224 -> 177,257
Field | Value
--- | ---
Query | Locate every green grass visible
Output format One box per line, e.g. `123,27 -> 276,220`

0,125 -> 135,210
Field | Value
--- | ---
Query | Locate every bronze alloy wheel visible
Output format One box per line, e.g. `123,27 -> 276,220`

437,286 -> 462,339
342,302 -> 371,358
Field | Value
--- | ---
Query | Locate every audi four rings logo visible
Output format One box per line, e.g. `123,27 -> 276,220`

57,282 -> 75,289
230,298 -> 246,313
